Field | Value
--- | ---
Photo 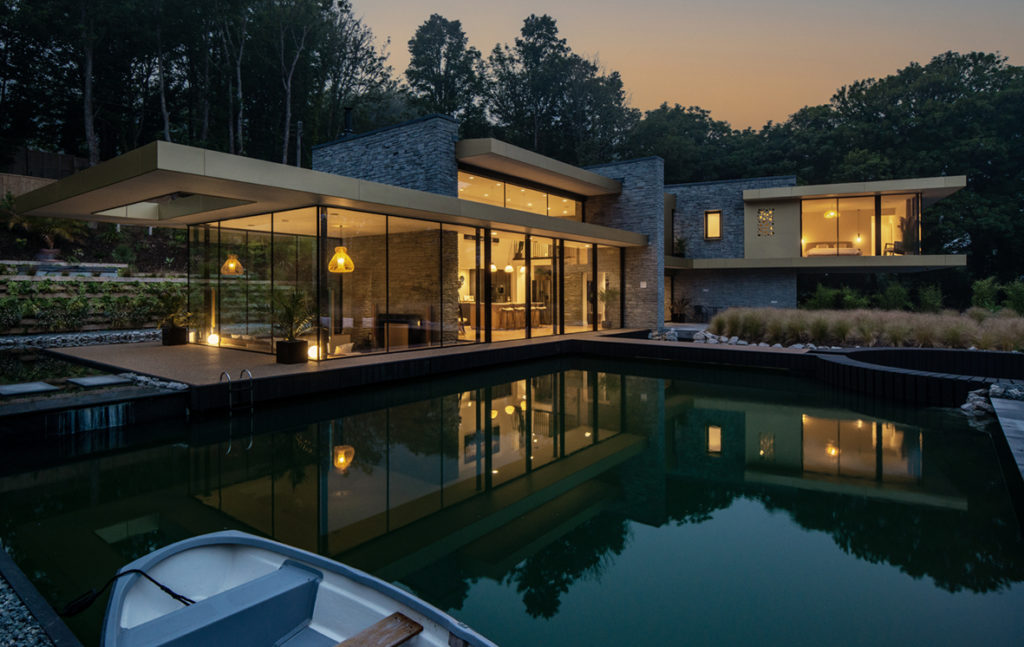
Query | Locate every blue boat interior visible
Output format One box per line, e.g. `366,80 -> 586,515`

114,561 -> 334,647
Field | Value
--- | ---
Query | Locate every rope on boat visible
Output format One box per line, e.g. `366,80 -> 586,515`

60,569 -> 195,617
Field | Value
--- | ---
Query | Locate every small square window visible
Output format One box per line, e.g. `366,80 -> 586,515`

704,211 -> 722,240
707,424 -> 722,454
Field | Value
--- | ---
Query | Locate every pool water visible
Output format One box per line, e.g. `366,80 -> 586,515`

1,358 -> 1022,646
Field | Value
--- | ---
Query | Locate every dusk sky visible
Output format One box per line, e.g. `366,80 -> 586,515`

352,0 -> 1024,130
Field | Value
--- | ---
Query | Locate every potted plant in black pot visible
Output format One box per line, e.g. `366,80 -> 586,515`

156,288 -> 192,345
274,291 -> 314,364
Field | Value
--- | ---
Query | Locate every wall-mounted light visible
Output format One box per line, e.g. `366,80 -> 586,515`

333,445 -> 355,473
220,253 -> 244,275
327,246 -> 355,273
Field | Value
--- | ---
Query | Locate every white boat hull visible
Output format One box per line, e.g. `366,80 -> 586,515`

101,531 -> 497,647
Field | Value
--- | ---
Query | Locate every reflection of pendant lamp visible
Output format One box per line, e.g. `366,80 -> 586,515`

504,405 -> 515,415
824,210 -> 838,219
220,253 -> 244,275
327,246 -> 355,273
333,445 -> 355,472
489,263 -> 497,272
504,264 -> 514,273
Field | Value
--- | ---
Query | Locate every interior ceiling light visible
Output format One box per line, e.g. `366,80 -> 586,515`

220,254 -> 244,275
328,246 -> 355,273
504,264 -> 514,273
824,210 -> 839,219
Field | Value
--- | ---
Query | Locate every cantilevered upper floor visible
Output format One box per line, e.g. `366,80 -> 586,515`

665,175 -> 967,272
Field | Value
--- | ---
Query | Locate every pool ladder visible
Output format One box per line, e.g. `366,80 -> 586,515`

220,368 -> 255,415
220,369 -> 255,455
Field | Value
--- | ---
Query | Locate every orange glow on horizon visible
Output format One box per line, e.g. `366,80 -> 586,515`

354,1 -> 1024,130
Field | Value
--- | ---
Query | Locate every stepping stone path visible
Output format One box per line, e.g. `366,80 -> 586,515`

0,382 -> 59,397
67,375 -> 132,388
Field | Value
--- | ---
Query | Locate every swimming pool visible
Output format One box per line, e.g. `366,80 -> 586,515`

1,358 -> 1022,645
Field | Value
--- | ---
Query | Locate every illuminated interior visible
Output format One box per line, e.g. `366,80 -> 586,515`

458,170 -> 583,221
188,206 -> 623,359
801,194 -> 920,257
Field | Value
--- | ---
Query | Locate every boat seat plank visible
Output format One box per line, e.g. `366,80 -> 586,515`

336,612 -> 423,647
118,562 -> 322,647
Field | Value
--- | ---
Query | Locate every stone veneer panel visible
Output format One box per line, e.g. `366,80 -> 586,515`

666,176 -> 795,260
586,157 -> 665,330
669,269 -> 797,318
312,115 -> 459,196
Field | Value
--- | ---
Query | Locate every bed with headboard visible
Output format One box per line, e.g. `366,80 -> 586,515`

804,241 -> 862,257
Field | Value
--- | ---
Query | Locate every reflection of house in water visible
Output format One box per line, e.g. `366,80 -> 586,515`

666,389 -> 965,510
186,369 -> 650,574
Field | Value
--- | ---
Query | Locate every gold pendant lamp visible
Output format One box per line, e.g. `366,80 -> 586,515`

328,246 -> 355,273
220,253 -> 244,275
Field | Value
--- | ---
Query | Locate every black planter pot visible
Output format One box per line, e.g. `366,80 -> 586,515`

276,339 -> 308,364
162,325 -> 188,346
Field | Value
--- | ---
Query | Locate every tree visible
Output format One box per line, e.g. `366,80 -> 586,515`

483,14 -> 637,165
405,14 -> 481,122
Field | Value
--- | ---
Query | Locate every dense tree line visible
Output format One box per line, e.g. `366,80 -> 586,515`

2,3 -> 1021,281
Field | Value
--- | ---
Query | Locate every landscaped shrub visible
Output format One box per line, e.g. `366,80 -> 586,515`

874,282 -> 912,311
917,284 -> 943,313
971,277 -> 1002,311
840,286 -> 869,310
965,306 -> 992,324
708,307 -> 1023,350
804,284 -> 839,309
0,296 -> 22,331
1003,280 -> 1024,316
32,296 -> 91,332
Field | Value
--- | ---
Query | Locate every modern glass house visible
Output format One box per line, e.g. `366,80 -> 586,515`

16,127 -> 645,361
16,113 -> 968,355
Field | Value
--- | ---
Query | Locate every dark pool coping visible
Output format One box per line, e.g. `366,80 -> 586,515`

0,547 -> 83,647
990,398 -> 1024,533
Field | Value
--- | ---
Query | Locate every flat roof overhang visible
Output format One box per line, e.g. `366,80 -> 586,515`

665,255 -> 967,273
743,176 -> 967,206
15,141 -> 646,248
455,138 -> 622,197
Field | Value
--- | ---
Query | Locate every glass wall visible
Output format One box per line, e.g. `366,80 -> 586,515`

530,237 -> 559,337
802,194 -> 920,257
458,170 -> 583,221
189,207 -> 623,360
444,224 -> 483,345
490,230 -> 527,341
563,241 -> 594,333
597,245 -> 621,330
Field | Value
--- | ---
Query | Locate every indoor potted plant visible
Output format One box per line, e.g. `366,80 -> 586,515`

274,291 -> 314,363
598,287 -> 620,329
156,288 -> 192,345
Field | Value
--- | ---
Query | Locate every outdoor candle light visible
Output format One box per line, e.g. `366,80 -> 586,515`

220,253 -> 244,275
307,345 -> 321,360
207,333 -> 220,345
327,246 -> 355,273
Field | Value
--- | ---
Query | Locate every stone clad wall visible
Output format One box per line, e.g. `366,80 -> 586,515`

669,269 -> 797,318
312,115 -> 459,196
666,176 -> 795,260
586,157 -> 665,330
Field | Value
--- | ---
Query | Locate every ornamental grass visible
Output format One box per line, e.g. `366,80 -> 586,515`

707,308 -> 1024,351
